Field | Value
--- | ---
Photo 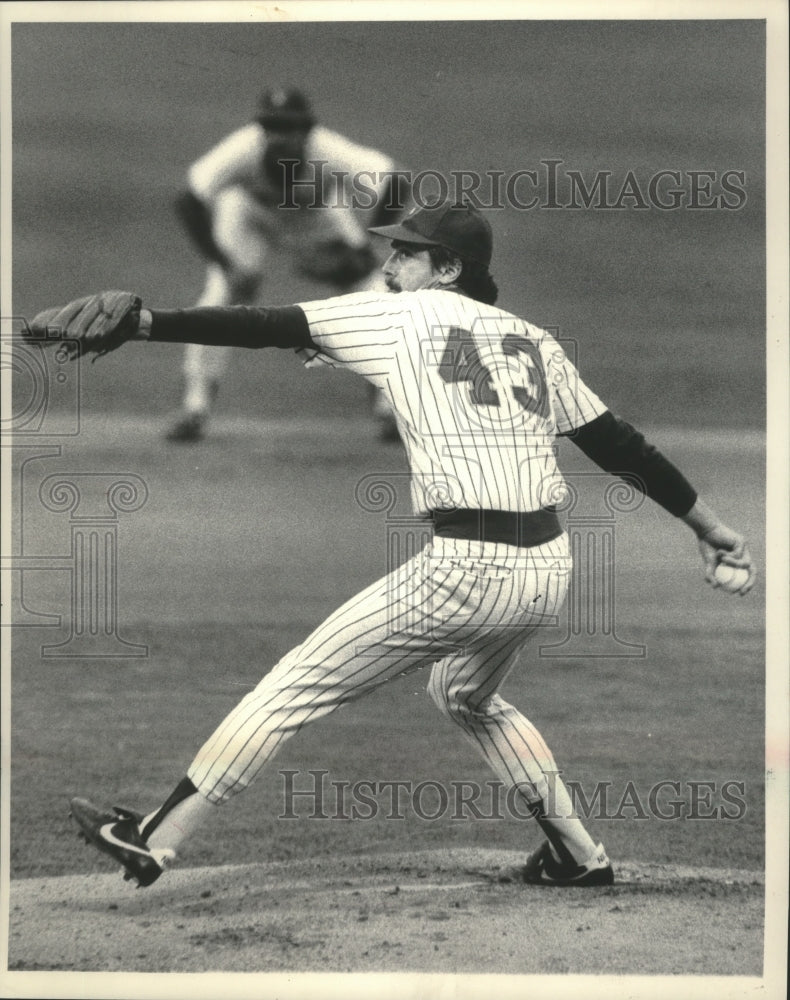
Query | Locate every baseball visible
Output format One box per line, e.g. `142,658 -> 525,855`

713,562 -> 751,593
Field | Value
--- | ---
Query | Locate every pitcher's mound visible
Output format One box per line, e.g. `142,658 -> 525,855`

7,848 -> 763,975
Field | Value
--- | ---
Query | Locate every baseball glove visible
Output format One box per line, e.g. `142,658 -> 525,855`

298,241 -> 377,285
25,290 -> 142,362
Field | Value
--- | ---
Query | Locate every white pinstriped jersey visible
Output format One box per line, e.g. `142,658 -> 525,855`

298,289 -> 607,514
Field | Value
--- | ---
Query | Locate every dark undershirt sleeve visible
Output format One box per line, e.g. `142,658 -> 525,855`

562,411 -> 698,517
149,304 -> 315,350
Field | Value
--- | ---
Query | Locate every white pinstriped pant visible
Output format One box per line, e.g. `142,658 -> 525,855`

188,533 -> 571,805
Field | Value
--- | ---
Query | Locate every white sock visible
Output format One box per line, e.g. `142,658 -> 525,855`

183,372 -> 211,414
143,792 -> 217,856
534,774 -> 599,865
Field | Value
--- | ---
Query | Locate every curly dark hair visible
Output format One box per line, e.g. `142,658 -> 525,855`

427,246 -> 499,306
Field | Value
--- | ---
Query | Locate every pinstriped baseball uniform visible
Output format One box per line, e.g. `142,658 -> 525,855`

188,288 -> 607,804
52,202 -> 744,888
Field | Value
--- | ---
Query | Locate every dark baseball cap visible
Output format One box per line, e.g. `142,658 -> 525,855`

369,200 -> 493,267
257,88 -> 315,131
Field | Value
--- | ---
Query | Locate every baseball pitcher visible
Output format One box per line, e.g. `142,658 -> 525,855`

27,201 -> 756,889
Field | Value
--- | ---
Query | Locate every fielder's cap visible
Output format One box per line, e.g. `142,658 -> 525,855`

257,87 -> 315,131
369,200 -> 493,267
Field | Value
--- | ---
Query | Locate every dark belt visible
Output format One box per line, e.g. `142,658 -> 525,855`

431,507 -> 562,548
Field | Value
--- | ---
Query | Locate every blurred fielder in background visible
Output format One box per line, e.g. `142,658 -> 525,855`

168,86 -> 407,443
27,201 -> 756,891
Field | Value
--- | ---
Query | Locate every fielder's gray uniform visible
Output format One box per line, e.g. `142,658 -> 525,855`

182,125 -> 396,394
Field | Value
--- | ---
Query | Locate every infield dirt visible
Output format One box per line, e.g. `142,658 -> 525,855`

8,850 -> 764,974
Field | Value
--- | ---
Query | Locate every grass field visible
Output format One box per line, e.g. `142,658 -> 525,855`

9,415 -> 765,882
4,13 -> 771,985
11,19 -> 765,428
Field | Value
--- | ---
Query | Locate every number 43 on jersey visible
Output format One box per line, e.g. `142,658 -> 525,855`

437,326 -> 552,422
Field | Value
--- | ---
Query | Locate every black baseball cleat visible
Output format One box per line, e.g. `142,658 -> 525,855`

165,411 -> 207,443
520,839 -> 614,886
69,797 -> 175,888
377,414 -> 401,444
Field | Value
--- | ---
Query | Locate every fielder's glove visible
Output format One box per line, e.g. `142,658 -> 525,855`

298,241 -> 377,285
25,290 -> 142,362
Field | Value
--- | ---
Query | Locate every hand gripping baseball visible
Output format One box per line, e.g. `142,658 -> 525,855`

682,499 -> 756,597
697,524 -> 756,596
25,291 -> 142,362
